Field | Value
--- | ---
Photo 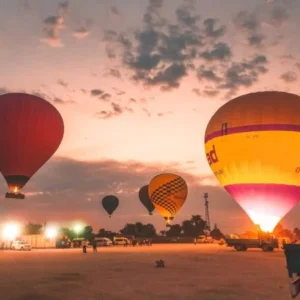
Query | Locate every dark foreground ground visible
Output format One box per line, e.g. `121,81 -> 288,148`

0,244 -> 291,300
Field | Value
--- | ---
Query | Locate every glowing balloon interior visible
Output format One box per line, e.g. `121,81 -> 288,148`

205,91 -> 300,232
0,93 -> 64,198
148,173 -> 188,225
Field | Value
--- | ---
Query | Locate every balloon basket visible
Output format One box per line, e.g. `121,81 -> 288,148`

5,192 -> 25,199
283,244 -> 300,298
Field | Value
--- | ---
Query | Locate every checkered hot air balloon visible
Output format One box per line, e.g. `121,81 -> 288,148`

148,173 -> 188,225
204,91 -> 300,232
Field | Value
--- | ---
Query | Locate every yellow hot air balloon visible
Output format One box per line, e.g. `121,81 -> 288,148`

148,173 -> 188,225
204,91 -> 300,232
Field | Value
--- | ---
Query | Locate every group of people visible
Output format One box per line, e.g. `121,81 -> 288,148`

82,239 -> 98,253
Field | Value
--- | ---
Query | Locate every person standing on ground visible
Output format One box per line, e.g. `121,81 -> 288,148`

92,239 -> 97,253
194,237 -> 197,245
82,240 -> 87,254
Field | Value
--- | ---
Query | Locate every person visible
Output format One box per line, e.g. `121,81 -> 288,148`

194,237 -> 197,245
92,239 -> 97,253
82,240 -> 87,254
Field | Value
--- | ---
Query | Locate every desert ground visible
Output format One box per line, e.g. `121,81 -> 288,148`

0,244 -> 292,300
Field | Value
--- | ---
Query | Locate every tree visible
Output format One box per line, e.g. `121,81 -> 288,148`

210,224 -> 224,240
294,228 -> 300,240
82,226 -> 94,241
23,223 -> 43,235
96,228 -> 118,239
181,215 -> 207,237
60,227 -> 76,240
166,224 -> 182,237
120,222 -> 157,237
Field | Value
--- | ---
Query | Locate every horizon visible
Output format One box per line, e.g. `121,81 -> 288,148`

1,0 -> 300,234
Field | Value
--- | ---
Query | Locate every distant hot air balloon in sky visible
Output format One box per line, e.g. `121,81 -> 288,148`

102,195 -> 119,217
148,173 -> 188,225
139,185 -> 155,215
0,93 -> 64,199
204,91 -> 300,232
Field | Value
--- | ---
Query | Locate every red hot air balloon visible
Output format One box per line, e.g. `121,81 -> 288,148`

0,93 -> 64,199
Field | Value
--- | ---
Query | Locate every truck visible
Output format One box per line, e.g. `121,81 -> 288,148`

225,238 -> 279,252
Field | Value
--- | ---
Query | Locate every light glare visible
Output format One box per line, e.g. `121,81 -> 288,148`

247,210 -> 280,232
45,227 -> 58,239
2,223 -> 20,240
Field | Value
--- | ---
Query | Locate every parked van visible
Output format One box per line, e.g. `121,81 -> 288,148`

95,237 -> 113,246
113,237 -> 130,245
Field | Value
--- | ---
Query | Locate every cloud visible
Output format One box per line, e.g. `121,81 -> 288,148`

110,5 -> 120,16
192,88 -> 201,97
200,42 -> 232,61
296,63 -> 300,70
197,66 -> 221,82
202,86 -> 220,98
280,71 -> 298,83
109,69 -> 122,78
99,93 -> 111,101
233,10 -> 265,47
103,0 -> 206,91
203,18 -> 226,39
96,102 -> 132,119
53,98 -> 75,105
0,87 -> 9,95
90,89 -> 104,96
157,111 -> 173,117
143,108 -> 151,117
40,2 -> 67,47
73,27 -> 90,39
268,5 -> 289,27
31,90 -> 52,101
218,55 -> 268,93
58,1 -> 69,16
112,88 -> 125,96
57,79 -> 68,87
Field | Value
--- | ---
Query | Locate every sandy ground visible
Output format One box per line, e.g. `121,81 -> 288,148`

0,244 -> 293,300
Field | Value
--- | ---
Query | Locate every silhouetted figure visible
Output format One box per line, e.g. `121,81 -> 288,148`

82,240 -> 87,254
155,260 -> 165,268
92,240 -> 97,253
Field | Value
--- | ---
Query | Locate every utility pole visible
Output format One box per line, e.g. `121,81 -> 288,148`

204,193 -> 211,232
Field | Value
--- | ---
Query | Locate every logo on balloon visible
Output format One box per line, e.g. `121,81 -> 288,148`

206,145 -> 219,165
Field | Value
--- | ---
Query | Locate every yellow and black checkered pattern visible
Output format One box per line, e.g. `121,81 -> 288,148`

150,177 -> 187,217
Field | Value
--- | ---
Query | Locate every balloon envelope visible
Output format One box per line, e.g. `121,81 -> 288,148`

148,173 -> 188,224
102,195 -> 119,217
0,93 -> 64,194
205,91 -> 300,232
139,185 -> 155,215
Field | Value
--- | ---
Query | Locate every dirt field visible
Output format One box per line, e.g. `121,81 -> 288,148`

0,244 -> 292,300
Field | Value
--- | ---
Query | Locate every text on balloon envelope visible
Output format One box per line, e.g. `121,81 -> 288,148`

206,145 -> 219,165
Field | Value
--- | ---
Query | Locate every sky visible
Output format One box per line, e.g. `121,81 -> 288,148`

1,0 -> 300,234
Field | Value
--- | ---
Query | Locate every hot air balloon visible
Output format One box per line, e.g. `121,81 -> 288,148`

102,195 -> 119,217
204,91 -> 300,232
139,185 -> 155,215
148,173 -> 188,225
0,93 -> 64,199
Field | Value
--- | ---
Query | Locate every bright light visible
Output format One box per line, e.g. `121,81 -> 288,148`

13,187 -> 19,193
247,210 -> 281,232
2,223 -> 21,240
45,227 -> 58,239
73,224 -> 83,234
